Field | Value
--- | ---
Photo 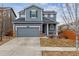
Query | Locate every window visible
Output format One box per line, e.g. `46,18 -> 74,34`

44,14 -> 48,17
20,15 -> 25,17
50,14 -> 54,17
49,25 -> 54,30
30,10 -> 37,18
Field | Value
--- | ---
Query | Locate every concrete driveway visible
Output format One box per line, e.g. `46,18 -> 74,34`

0,37 -> 41,56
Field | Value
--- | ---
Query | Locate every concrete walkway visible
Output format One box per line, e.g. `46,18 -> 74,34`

40,47 -> 79,51
0,37 -> 41,56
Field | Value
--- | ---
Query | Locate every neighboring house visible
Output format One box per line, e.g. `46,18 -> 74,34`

13,5 -> 58,37
0,7 -> 16,36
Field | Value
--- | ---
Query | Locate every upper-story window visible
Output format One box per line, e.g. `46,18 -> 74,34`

44,14 -> 48,17
30,9 -> 37,18
50,14 -> 54,18
20,15 -> 25,17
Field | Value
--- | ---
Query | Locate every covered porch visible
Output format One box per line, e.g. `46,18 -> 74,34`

42,23 -> 57,37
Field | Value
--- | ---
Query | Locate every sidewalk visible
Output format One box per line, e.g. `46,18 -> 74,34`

40,47 -> 79,51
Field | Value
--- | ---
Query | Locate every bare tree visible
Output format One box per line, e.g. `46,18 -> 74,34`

0,4 -> 4,41
60,3 -> 79,50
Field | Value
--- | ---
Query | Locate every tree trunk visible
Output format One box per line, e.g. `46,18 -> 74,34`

75,31 -> 78,50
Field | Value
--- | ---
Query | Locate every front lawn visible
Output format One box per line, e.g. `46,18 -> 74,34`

40,38 -> 78,47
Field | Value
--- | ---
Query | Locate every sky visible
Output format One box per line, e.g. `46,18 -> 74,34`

0,3 -> 64,25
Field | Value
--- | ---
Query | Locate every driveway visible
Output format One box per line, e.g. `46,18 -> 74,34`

0,37 -> 41,56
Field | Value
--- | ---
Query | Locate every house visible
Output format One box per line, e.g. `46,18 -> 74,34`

0,7 -> 16,36
13,5 -> 58,37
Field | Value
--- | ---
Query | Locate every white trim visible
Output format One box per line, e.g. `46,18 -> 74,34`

31,9 -> 36,12
16,26 -> 40,32
47,24 -> 49,36
31,17 -> 37,19
29,26 -> 40,30
29,26 -> 40,27
25,9 -> 26,21
56,25 -> 58,36
16,26 -> 27,31
41,10 -> 43,21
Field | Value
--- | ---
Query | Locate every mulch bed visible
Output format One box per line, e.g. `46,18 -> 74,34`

42,51 -> 79,56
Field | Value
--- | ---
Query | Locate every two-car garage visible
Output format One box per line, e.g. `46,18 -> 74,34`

16,26 -> 40,37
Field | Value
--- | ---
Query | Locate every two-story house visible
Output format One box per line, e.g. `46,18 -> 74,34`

13,5 -> 58,37
0,7 -> 16,36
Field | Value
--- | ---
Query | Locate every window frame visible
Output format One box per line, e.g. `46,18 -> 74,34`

30,9 -> 37,18
50,14 -> 54,18
44,14 -> 48,17
49,24 -> 55,30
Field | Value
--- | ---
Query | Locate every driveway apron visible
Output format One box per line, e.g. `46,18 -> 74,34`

0,37 -> 41,56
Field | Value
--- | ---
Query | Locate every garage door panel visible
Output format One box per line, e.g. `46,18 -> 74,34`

17,27 -> 40,37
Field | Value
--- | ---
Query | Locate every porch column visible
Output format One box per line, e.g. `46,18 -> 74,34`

25,9 -> 26,21
47,23 -> 49,36
56,25 -> 58,36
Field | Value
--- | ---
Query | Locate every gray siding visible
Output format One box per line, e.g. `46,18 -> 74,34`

25,6 -> 42,21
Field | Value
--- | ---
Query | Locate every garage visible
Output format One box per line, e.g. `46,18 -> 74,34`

16,26 -> 40,37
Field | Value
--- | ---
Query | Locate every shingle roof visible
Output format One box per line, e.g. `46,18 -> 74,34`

43,11 -> 57,14
13,17 -> 58,24
14,17 -> 25,22
43,17 -> 58,24
13,17 -> 43,23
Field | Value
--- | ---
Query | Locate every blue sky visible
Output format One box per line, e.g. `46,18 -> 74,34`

0,3 -> 64,25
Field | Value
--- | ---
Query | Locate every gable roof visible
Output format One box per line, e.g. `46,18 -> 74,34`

19,5 -> 43,13
25,5 -> 43,10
